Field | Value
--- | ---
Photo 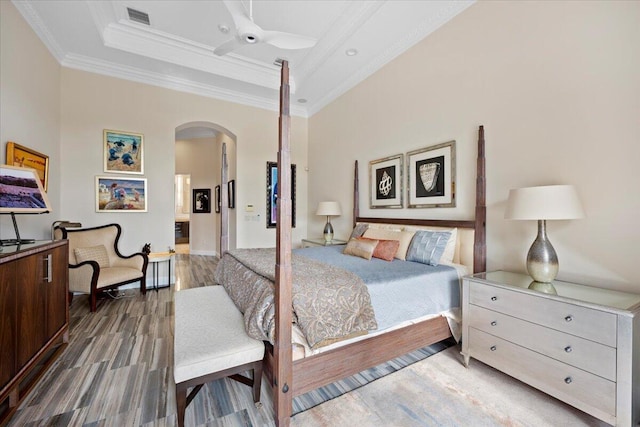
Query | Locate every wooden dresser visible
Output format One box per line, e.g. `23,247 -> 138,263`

462,271 -> 640,426
0,240 -> 69,425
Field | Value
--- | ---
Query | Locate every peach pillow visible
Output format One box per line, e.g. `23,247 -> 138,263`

361,228 -> 415,260
357,237 -> 399,262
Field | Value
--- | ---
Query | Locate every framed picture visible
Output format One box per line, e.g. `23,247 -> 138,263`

103,129 -> 144,174
96,176 -> 147,212
369,154 -> 403,208
0,164 -> 52,213
192,188 -> 211,213
266,161 -> 296,228
215,185 -> 221,213
407,140 -> 456,208
228,179 -> 235,209
6,142 -> 50,192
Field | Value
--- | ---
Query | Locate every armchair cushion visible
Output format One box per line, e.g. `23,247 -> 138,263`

74,245 -> 110,268
97,267 -> 144,289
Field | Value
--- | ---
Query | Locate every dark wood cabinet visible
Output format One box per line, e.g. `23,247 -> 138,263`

0,240 -> 69,425
175,220 -> 189,244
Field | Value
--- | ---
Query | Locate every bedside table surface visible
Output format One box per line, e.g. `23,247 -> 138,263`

302,238 -> 347,246
468,271 -> 640,312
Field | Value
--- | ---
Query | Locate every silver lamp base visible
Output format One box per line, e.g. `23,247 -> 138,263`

528,281 -> 558,295
323,219 -> 334,243
526,219 -> 559,283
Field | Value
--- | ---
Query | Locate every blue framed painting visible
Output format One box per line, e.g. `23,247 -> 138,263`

103,129 -> 144,174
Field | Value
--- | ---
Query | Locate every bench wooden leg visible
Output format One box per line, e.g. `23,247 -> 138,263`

253,363 -> 263,403
176,383 -> 187,427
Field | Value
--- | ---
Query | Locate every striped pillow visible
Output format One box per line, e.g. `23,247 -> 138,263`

406,231 -> 452,266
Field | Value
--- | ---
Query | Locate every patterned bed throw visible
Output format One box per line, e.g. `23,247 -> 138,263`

214,248 -> 378,349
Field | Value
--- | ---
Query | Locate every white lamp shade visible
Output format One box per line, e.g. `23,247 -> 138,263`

316,201 -> 342,216
505,185 -> 585,220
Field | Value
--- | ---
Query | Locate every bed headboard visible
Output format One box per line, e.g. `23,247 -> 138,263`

353,220 -> 476,272
353,126 -> 486,274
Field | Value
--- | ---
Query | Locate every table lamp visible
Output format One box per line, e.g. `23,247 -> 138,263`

504,185 -> 584,283
316,201 -> 341,243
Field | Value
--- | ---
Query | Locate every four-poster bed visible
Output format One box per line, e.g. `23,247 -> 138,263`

217,61 -> 486,426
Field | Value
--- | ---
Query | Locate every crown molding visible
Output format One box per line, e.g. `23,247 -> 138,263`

12,0 -> 66,62
100,20 -> 296,92
62,53 -> 308,118
306,1 -> 474,116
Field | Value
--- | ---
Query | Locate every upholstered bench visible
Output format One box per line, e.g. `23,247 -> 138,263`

174,286 -> 265,427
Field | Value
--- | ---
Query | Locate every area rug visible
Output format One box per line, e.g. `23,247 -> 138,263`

291,338 -> 456,415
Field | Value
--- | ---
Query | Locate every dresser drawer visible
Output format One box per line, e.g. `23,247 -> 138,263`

469,283 -> 617,347
468,328 -> 616,419
467,304 -> 616,381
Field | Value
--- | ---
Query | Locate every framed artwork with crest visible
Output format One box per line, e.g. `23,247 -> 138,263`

407,140 -> 456,208
369,154 -> 403,209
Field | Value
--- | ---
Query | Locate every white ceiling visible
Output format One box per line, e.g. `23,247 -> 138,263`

13,0 -> 474,117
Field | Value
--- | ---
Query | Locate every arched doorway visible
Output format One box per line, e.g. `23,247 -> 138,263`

175,121 -> 237,256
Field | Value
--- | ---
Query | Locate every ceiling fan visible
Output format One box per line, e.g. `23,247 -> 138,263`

214,0 -> 317,56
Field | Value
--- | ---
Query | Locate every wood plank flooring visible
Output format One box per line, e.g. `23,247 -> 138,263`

8,254 -> 276,426
7,253 -> 605,426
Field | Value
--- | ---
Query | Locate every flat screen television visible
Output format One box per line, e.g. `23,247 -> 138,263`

0,164 -> 52,245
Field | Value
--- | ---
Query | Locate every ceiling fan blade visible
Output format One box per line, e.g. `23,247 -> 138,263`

262,30 -> 317,50
222,0 -> 252,28
214,38 -> 243,56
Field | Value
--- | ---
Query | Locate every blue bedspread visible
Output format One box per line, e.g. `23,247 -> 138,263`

294,245 -> 461,331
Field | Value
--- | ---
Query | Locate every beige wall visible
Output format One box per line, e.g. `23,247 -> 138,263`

60,68 -> 309,255
0,1 -> 61,240
309,1 -> 640,292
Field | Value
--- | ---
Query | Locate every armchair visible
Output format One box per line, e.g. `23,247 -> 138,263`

55,223 -> 148,312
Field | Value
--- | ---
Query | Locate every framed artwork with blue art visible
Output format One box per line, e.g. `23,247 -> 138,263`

103,129 -> 144,174
266,161 -> 296,228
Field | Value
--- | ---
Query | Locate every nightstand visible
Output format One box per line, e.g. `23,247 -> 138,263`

301,238 -> 347,248
462,271 -> 640,426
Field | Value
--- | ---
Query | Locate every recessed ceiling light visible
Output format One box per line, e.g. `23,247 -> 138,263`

297,99 -> 307,104
218,24 -> 230,34
345,48 -> 358,57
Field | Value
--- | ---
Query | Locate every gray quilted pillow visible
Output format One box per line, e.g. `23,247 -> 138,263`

406,230 -> 451,266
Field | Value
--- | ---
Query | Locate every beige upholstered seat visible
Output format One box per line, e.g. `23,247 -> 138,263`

55,224 -> 148,312
174,286 -> 264,427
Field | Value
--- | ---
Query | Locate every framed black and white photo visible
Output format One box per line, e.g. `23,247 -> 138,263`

369,154 -> 403,208
228,179 -> 235,209
192,188 -> 211,213
215,185 -> 221,213
407,140 -> 456,208
266,161 -> 296,228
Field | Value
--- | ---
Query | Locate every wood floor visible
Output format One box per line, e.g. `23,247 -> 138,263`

7,254 -> 277,426
7,254 -> 603,426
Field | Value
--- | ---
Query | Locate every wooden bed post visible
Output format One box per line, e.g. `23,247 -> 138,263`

353,160 -> 359,228
220,143 -> 229,255
274,59 -> 293,427
474,125 -> 487,273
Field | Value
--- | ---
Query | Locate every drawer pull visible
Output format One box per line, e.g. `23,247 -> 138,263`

564,346 -> 572,353
491,296 -> 497,301
490,321 -> 497,327
490,345 -> 497,352
564,315 -> 573,322
564,376 -> 572,384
